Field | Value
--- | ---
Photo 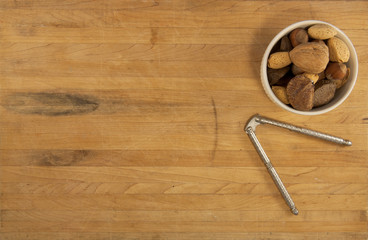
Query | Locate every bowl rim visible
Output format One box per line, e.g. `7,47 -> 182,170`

260,20 -> 359,115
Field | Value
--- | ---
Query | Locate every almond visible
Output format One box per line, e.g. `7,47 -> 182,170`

308,24 -> 337,40
272,86 -> 289,105
289,42 -> 329,74
328,37 -> 350,63
267,52 -> 292,69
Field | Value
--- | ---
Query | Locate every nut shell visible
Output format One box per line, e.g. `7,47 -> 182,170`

289,28 -> 309,47
272,86 -> 289,105
286,75 -> 314,111
275,72 -> 294,87
317,70 -> 326,81
302,73 -> 319,84
308,24 -> 337,40
267,52 -> 292,69
334,68 -> 350,89
280,36 -> 293,51
291,64 -> 305,75
312,39 -> 325,44
327,37 -> 350,62
267,66 -> 290,85
325,62 -> 347,81
289,42 -> 329,74
314,81 -> 336,107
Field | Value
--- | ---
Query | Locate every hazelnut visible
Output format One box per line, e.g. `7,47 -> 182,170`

334,68 -> 350,89
325,62 -> 347,80
280,36 -> 292,51
289,28 -> 309,47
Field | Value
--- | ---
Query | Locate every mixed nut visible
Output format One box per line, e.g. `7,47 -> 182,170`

267,24 -> 351,111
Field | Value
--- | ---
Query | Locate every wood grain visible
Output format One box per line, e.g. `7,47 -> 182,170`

1,232 -> 367,240
1,0 -> 368,239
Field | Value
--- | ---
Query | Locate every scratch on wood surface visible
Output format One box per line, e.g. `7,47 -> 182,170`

211,97 -> 218,163
1,92 -> 99,116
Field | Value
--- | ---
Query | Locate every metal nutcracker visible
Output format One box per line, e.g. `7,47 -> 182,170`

244,114 -> 352,215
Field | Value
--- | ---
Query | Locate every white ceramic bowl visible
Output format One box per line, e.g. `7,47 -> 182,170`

260,20 -> 358,115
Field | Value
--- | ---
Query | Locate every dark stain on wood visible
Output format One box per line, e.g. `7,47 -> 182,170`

41,150 -> 90,166
211,97 -> 218,163
1,92 -> 99,116
150,28 -> 158,46
0,150 -> 217,167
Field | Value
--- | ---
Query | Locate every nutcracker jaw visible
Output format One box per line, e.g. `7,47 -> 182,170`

244,114 -> 262,133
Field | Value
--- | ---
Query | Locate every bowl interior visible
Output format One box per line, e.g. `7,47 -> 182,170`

261,20 -> 358,115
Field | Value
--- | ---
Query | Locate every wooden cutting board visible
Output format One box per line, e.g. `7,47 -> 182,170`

0,0 -> 367,239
